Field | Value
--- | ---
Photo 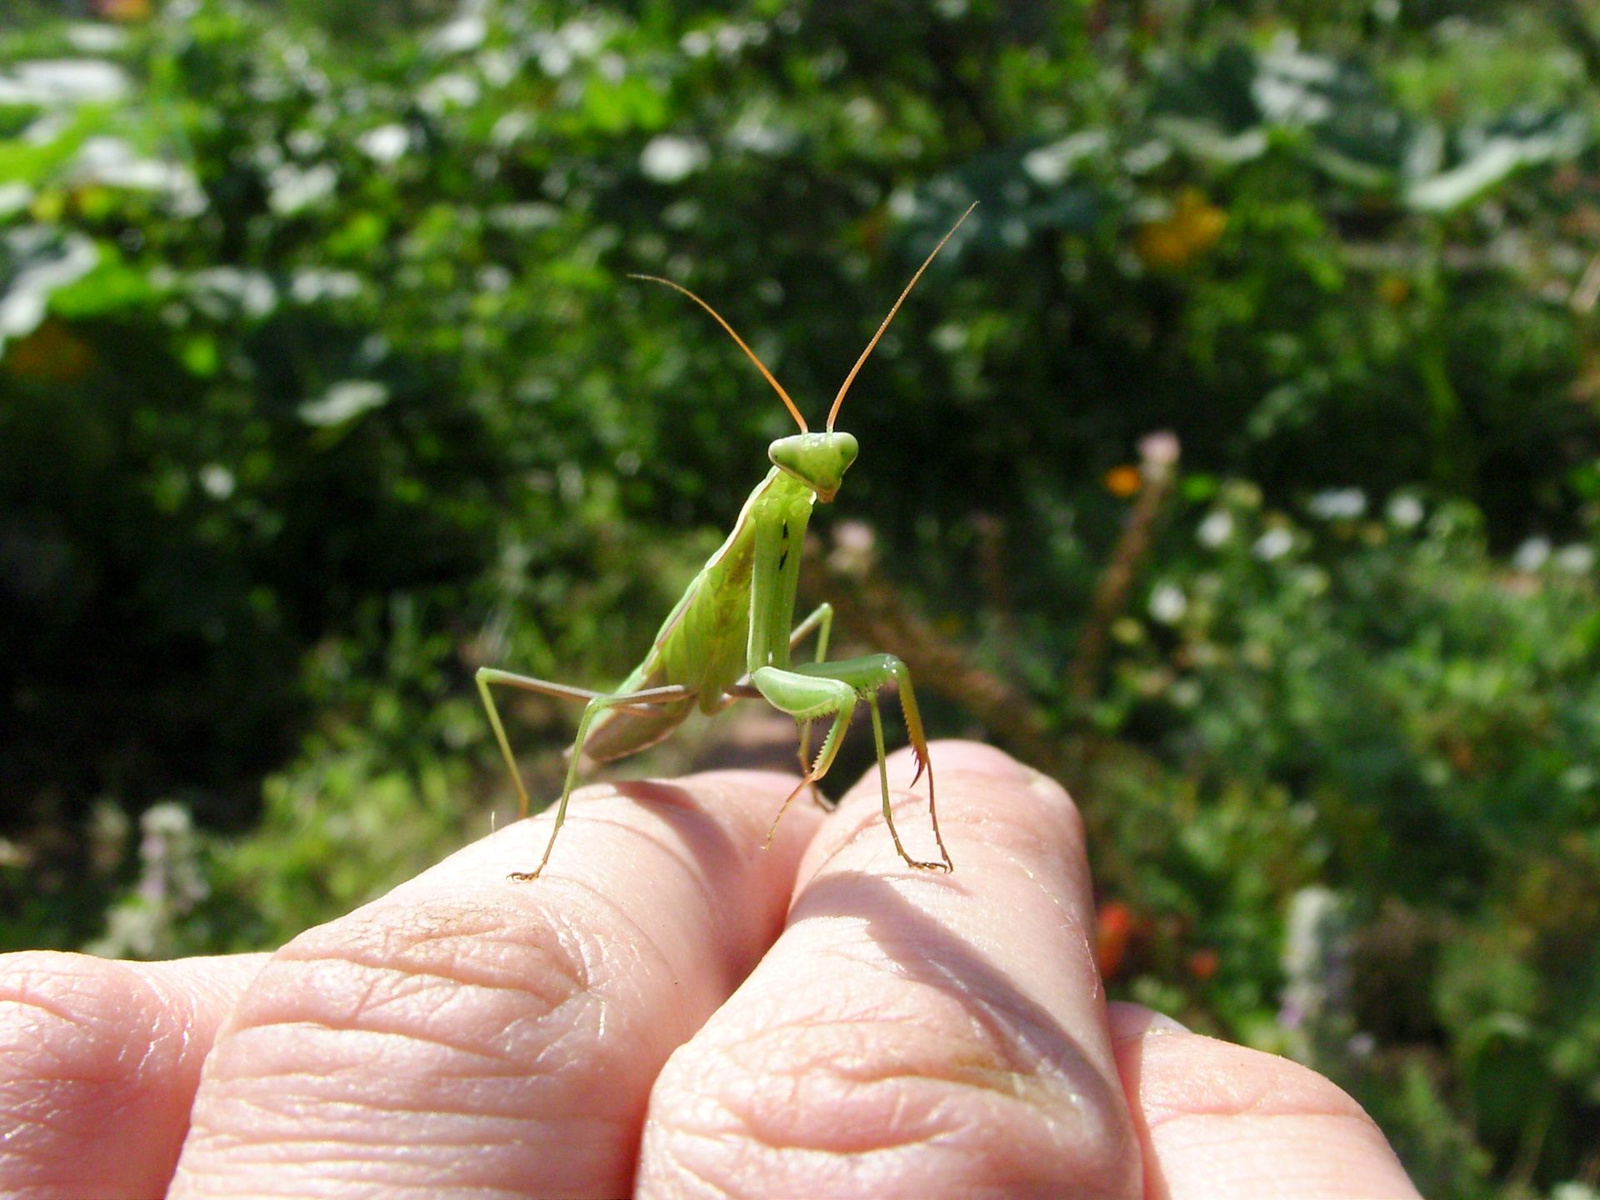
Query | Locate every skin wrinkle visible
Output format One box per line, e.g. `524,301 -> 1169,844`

238,1010 -> 527,1075
212,1012 -> 608,1112
267,910 -> 604,1048
284,899 -> 589,995
1,967 -> 132,1079
180,1109 -> 627,1196
528,875 -> 720,1049
131,966 -> 200,1078
0,956 -> 243,1199
205,1083 -> 584,1140
661,1111 -> 974,1196
3,960 -> 177,1088
660,1114 -> 1120,1200
181,1141 -> 509,1191
589,781 -> 809,989
181,1083 -> 633,1189
650,945 -> 1128,1195
792,873 -> 1100,1088
510,775 -> 796,1002
229,958 -> 555,1066
712,1007 -> 1106,1153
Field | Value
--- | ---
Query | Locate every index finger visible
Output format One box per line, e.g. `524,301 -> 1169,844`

640,741 -> 1140,1198
171,768 -> 825,1200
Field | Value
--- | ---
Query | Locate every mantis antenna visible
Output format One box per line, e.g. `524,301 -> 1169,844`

629,273 -> 809,433
826,201 -> 978,432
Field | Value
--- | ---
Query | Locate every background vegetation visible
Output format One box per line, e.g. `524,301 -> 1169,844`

3,1 -> 1599,1195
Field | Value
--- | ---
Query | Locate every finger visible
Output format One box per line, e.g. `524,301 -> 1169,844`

170,770 -> 824,1200
0,951 -> 268,1199
640,741 -> 1140,1199
1107,1003 -> 1422,1200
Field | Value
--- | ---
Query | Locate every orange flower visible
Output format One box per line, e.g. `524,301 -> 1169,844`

1104,464 -> 1142,498
95,0 -> 152,20
1187,947 -> 1220,981
1377,274 -> 1410,306
3,320 -> 95,384
1096,899 -> 1137,979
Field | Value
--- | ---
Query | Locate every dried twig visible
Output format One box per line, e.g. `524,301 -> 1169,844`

1066,432 -> 1181,707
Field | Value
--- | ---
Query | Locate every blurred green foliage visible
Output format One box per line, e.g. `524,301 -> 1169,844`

3,1 -> 1600,1195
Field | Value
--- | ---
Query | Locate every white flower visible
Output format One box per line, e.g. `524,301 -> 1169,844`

1254,527 -> 1294,561
1197,509 -> 1234,548
429,14 -> 486,55
1386,493 -> 1424,529
1512,536 -> 1551,572
1308,488 -> 1367,520
419,72 -> 480,113
0,59 -> 128,106
199,464 -> 235,500
299,380 -> 390,427
640,135 -> 709,183
0,229 -> 98,343
358,124 -> 411,164
290,269 -> 363,304
1021,131 -> 1107,187
1148,583 -> 1188,624
0,183 -> 32,217
267,162 -> 337,215
1555,544 -> 1595,575
188,267 -> 277,319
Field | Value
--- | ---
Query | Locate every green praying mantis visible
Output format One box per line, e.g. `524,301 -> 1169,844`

476,204 -> 976,880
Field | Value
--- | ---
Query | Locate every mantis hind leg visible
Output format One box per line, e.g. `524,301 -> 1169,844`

475,667 -> 696,879
752,654 -> 951,871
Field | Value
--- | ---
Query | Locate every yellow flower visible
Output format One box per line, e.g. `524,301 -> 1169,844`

1135,188 -> 1227,269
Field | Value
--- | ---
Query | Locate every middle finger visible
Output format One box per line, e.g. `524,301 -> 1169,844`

640,741 -> 1140,1199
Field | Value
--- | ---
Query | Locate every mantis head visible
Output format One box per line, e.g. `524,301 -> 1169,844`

630,201 -> 976,504
768,431 -> 859,503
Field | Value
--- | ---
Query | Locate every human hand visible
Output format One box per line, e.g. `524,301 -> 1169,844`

1,742 -> 1420,1198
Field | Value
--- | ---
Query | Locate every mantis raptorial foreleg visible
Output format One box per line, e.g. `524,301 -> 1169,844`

793,603 -> 834,779
726,602 -> 836,786
721,602 -> 835,708
751,652 -> 951,871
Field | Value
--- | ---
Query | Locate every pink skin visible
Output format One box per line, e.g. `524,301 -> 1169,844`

0,742 -> 1420,1199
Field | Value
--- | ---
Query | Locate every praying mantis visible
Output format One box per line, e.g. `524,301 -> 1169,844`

476,204 -> 975,880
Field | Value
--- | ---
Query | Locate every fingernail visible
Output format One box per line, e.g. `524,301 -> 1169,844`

1107,1000 -> 1190,1040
